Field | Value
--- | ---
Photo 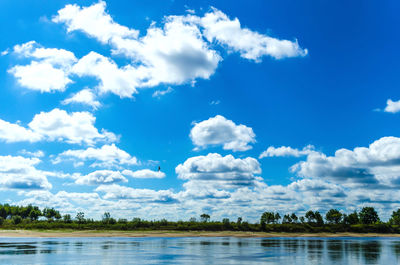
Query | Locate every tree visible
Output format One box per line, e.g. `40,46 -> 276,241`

43,208 -> 61,221
305,210 -> 316,223
282,214 -> 292,224
200,214 -> 210,222
102,212 -> 111,224
237,217 -> 242,225
260,212 -> 275,226
290,213 -> 298,223
63,214 -> 72,223
359,207 -> 379,224
344,211 -> 359,225
28,208 -> 41,221
76,212 -> 85,224
325,209 -> 343,224
222,218 -> 230,229
274,213 -> 281,224
12,215 -> 22,225
389,209 -> 400,225
315,211 -> 324,226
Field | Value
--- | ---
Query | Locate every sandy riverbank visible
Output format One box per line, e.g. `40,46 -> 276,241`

0,230 -> 399,238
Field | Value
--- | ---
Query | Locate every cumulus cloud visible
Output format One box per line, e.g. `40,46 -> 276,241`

0,109 -> 115,145
55,144 -> 138,167
28,108 -> 116,145
0,155 -> 52,190
74,170 -> 127,185
96,184 -> 177,203
195,7 -> 308,61
122,169 -> 165,179
8,41 -> 76,92
0,119 -> 42,143
384,99 -> 400,113
190,115 -> 256,151
52,1 -> 139,44
292,136 -> 400,187
71,52 -> 139,98
259,144 -> 315,158
176,153 -> 261,187
62,88 -> 101,109
50,2 -> 306,98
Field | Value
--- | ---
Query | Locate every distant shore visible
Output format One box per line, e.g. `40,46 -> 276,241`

0,230 -> 399,238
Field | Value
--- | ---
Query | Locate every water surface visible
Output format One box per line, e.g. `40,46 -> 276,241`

0,237 -> 399,264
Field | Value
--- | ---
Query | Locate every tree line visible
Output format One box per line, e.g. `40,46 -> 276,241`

0,203 -> 400,233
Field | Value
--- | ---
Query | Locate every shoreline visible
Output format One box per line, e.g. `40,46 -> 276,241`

0,230 -> 399,238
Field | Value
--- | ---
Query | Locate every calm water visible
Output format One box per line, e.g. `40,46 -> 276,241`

0,237 -> 399,265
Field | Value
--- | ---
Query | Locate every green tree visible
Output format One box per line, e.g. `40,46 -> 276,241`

282,214 -> 292,224
260,212 -> 275,226
315,211 -> 324,226
200,214 -> 210,222
237,217 -> 242,225
305,210 -> 316,223
102,212 -> 111,224
344,211 -> 359,225
290,213 -> 298,223
389,209 -> 400,225
28,208 -> 41,221
63,214 -> 72,223
359,207 -> 379,224
325,209 -> 343,224
76,212 -> 85,224
12,215 -> 22,225
274,213 -> 281,224
222,218 -> 230,229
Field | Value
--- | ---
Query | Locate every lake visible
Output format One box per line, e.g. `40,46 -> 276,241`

0,237 -> 399,264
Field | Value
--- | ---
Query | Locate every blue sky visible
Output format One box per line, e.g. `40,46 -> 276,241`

0,0 -> 400,221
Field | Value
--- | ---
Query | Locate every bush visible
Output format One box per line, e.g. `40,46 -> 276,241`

12,215 -> 22,225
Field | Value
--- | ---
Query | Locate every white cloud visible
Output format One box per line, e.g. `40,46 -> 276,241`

55,144 -> 138,167
152,87 -> 174,98
52,2 -> 306,98
96,184 -> 177,202
196,8 -> 308,61
0,119 -> 42,143
0,109 -> 115,145
122,169 -> 165,179
28,108 -> 116,145
53,2 -> 221,96
62,88 -> 101,109
0,155 -> 52,190
292,136 -> 400,187
52,1 -> 138,44
176,153 -> 261,188
74,170 -> 127,185
71,52 -> 139,98
19,150 -> 45,158
259,144 -> 315,158
190,115 -> 256,151
384,99 -> 400,113
9,41 -> 77,92
9,62 -> 73,93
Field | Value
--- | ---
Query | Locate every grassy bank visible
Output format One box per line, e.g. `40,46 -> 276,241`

0,220 -> 399,234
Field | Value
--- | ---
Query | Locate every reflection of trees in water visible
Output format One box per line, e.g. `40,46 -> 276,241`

326,240 -> 343,262
391,241 -> 400,256
307,239 -> 324,263
391,241 -> 400,264
361,241 -> 381,264
282,239 -> 301,253
345,240 -> 361,262
260,239 -> 281,248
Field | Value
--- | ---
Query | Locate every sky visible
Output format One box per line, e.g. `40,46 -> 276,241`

0,0 -> 400,221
